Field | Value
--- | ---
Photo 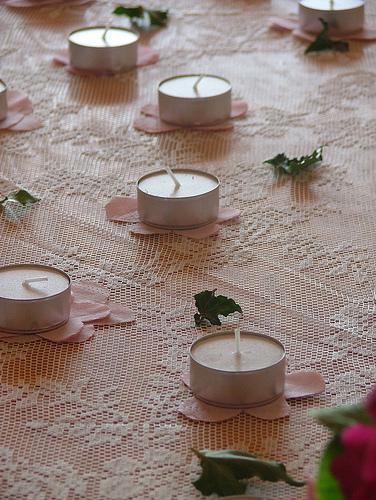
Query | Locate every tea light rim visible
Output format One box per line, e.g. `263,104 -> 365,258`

0,79 -> 8,93
68,25 -> 140,49
137,168 -> 220,200
299,0 -> 365,12
190,330 -> 286,375
0,264 -> 71,303
158,74 -> 232,102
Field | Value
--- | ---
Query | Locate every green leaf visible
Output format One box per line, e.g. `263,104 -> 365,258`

194,289 -> 242,326
113,5 -> 169,28
311,403 -> 373,434
316,437 -> 345,500
264,146 -> 323,176
192,449 -> 305,496
6,189 -> 40,206
305,19 -> 349,54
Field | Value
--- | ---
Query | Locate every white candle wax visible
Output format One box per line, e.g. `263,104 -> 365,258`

0,265 -> 70,300
159,75 -> 231,99
300,0 -> 364,10
191,332 -> 284,372
69,27 -> 138,48
138,170 -> 219,199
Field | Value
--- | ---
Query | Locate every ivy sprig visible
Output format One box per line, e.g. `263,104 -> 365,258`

264,146 -> 323,176
113,5 -> 169,29
193,449 -> 305,496
0,189 -> 39,212
305,19 -> 349,54
194,289 -> 242,326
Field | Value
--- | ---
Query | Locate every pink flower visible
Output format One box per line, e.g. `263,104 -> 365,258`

331,387 -> 376,500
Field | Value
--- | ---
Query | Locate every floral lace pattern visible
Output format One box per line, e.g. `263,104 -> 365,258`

1,0 -> 376,498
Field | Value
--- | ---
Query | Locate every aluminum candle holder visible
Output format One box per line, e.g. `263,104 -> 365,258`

0,79 -> 8,121
189,331 -> 286,408
298,0 -> 365,34
158,74 -> 232,126
137,168 -> 220,229
68,26 -> 139,73
0,264 -> 71,334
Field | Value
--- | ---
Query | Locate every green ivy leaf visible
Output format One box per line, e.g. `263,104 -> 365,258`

113,5 -> 169,28
311,403 -> 373,434
192,449 -> 305,496
6,189 -> 40,206
194,289 -> 242,326
305,19 -> 349,54
264,146 -> 323,176
0,189 -> 40,211
316,437 -> 345,500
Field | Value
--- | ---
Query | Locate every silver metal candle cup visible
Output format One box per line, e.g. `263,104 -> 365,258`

0,79 -> 8,121
190,331 -> 286,409
137,169 -> 220,230
0,264 -> 71,334
158,74 -> 232,126
298,1 -> 364,35
68,26 -> 139,73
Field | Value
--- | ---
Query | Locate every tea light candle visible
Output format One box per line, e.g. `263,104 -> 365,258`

0,79 -> 8,121
190,331 -> 286,408
158,74 -> 232,126
68,26 -> 139,73
137,168 -> 219,229
0,264 -> 71,333
299,0 -> 365,34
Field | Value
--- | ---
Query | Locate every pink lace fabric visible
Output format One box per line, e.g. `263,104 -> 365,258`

1,0 -> 376,498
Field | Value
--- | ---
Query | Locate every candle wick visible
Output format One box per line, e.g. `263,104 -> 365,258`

22,277 -> 49,287
102,23 -> 111,46
234,328 -> 241,355
164,166 -> 181,189
193,75 -> 204,96
330,0 -> 334,10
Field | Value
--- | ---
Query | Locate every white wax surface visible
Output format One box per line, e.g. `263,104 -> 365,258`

0,266 -> 70,300
300,0 -> 364,10
159,75 -> 231,99
69,28 -> 138,48
0,81 -> 6,93
191,333 -> 284,372
138,170 -> 218,198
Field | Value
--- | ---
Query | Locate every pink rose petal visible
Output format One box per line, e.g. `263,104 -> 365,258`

70,301 -> 111,323
244,396 -> 290,420
137,45 -> 160,66
0,112 -> 24,129
71,281 -> 109,304
140,104 -> 159,118
134,115 -> 181,134
130,223 -> 170,235
181,371 -> 190,387
105,196 -> 139,222
175,223 -> 220,239
178,396 -> 239,422
37,318 -> 84,342
216,207 -> 241,223
285,371 -> 325,399
269,17 -> 299,32
1,334 -> 41,343
348,28 -> 376,41
89,303 -> 135,325
53,52 -> 69,67
194,121 -> 234,131
230,100 -> 248,119
9,114 -> 42,131
63,324 -> 95,343
292,28 -> 315,42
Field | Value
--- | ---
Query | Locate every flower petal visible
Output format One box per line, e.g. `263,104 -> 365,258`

244,396 -> 290,420
105,196 -> 139,222
285,371 -> 325,399
178,396 -> 239,422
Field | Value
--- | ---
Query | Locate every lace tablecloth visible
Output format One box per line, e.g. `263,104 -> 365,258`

1,0 -> 376,498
